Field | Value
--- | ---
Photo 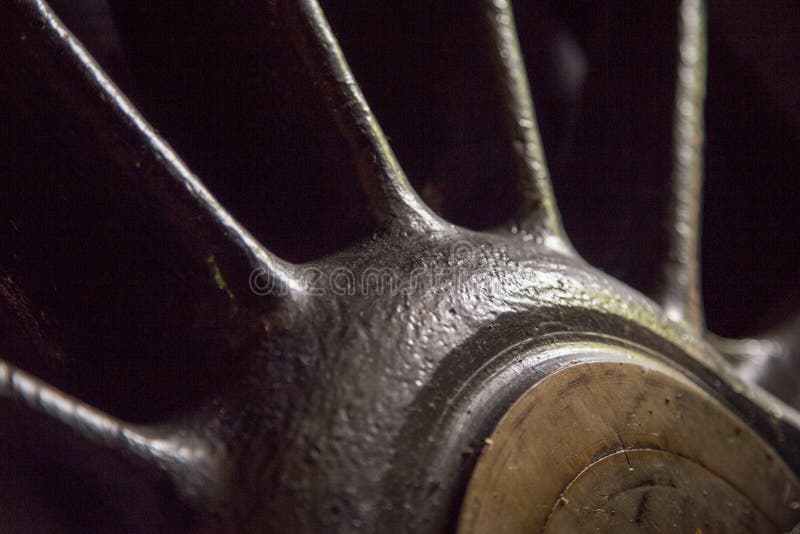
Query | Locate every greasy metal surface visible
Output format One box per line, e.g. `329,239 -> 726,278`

458,353 -> 800,533
0,0 -> 799,531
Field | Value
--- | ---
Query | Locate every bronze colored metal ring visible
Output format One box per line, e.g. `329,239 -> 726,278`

459,349 -> 800,533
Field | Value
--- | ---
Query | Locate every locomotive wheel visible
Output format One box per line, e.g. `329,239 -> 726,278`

1,0 -> 799,532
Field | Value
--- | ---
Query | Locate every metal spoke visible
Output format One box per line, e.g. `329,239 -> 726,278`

484,0 -> 569,246
9,0 -> 301,298
712,315 -> 800,409
0,354 -> 225,503
661,0 -> 708,330
282,0 -> 444,233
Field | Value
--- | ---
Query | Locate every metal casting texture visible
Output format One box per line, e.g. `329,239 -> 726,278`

484,0 -> 568,241
662,0 -> 707,331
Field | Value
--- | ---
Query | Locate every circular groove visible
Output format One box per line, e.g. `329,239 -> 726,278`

458,352 -> 800,532
545,448 -> 776,532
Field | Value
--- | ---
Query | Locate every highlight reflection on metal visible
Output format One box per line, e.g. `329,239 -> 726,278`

283,0 -> 444,231
0,356 -> 224,503
662,0 -> 707,331
484,0 -> 568,243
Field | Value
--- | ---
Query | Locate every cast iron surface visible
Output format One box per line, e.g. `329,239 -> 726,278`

1,0 -> 799,532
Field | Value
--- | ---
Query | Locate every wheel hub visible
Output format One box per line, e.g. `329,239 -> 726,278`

459,349 -> 800,532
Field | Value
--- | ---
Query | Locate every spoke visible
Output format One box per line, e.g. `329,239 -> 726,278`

282,0 -> 444,233
10,0 -> 301,298
0,354 -> 225,503
484,0 -> 569,245
712,315 -> 800,408
661,0 -> 708,330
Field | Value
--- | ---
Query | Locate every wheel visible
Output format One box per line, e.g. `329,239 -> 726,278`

1,0 -> 799,532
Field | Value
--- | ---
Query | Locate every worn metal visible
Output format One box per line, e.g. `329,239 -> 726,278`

661,0 -> 707,331
459,351 -> 800,532
1,0 -> 799,532
283,0 -> 442,231
484,0 -> 568,243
